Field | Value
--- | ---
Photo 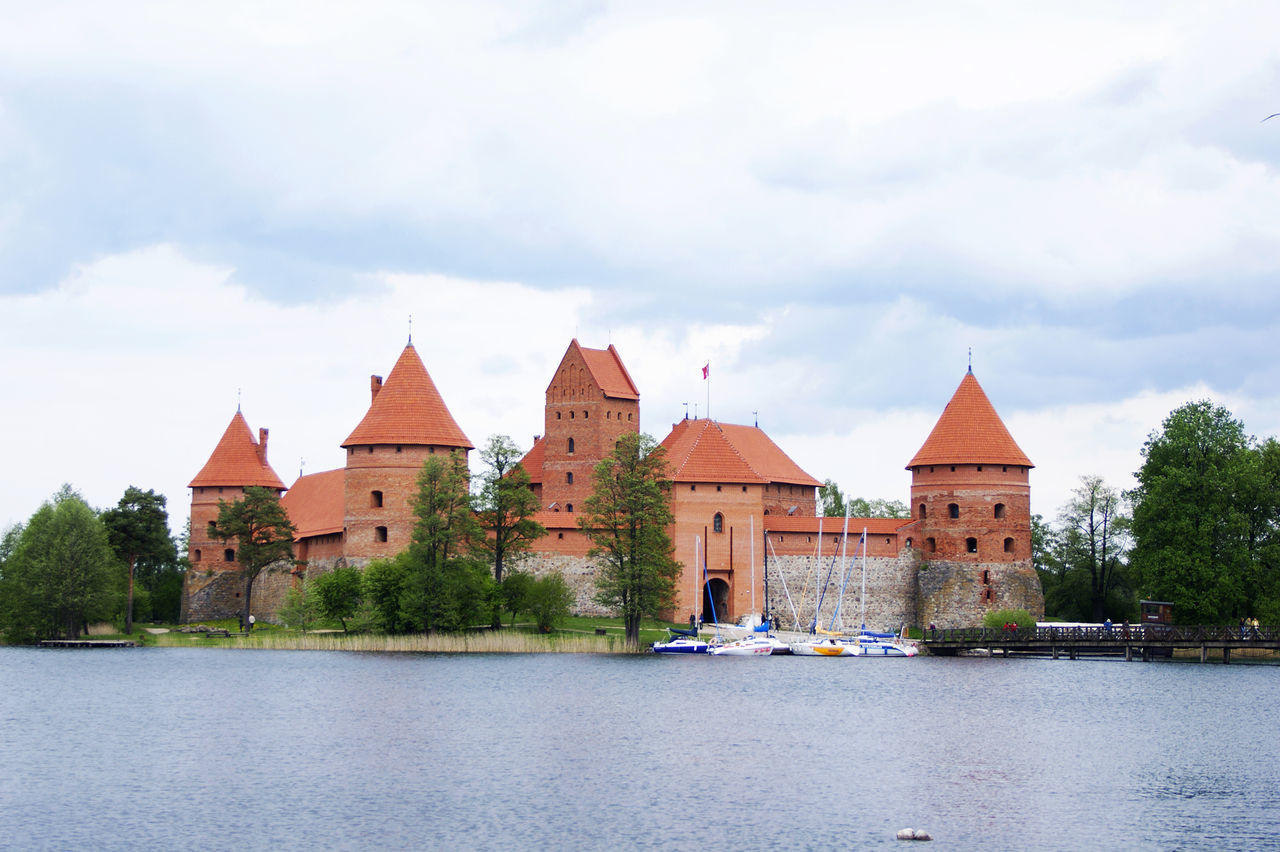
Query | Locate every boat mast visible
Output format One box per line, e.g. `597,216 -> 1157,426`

860,526 -> 868,632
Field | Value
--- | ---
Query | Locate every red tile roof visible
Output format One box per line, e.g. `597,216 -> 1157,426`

907,371 -> 1033,468
660,419 -> 821,486
342,343 -> 473,449
520,436 -> 546,485
188,411 -> 287,490
280,468 -> 345,540
574,340 -> 640,400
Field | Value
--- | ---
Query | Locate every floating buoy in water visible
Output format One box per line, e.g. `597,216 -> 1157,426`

896,828 -> 933,841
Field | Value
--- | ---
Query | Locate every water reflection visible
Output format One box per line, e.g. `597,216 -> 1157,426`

1,648 -> 1278,850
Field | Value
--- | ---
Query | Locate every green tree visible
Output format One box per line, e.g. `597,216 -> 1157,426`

212,486 -> 296,632
101,486 -> 177,634
579,432 -> 681,648
846,497 -> 911,519
398,452 -> 493,633
277,574 -> 321,631
500,570 -> 535,627
1058,475 -> 1132,622
818,479 -> 845,517
314,565 -> 363,632
527,572 -> 574,632
1129,401 -> 1254,623
0,486 -> 121,642
474,435 -> 547,627
362,556 -> 410,633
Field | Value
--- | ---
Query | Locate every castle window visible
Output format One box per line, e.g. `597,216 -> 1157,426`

966,537 -> 978,554
429,447 -> 435,454
224,548 -> 235,562
919,503 -> 927,519
628,413 -> 632,421
994,503 -> 1005,519
1004,537 -> 1015,554
977,466 -> 983,472
570,411 -> 575,419
607,411 -> 611,419
371,490 -> 383,508
368,447 -> 373,454
566,472 -> 574,484
927,538 -> 936,553
375,526 -> 388,542
567,437 -> 575,454
905,538 -> 912,548
950,466 -> 956,472
716,485 -> 722,492
1002,466 -> 1008,472
885,537 -> 891,545
713,513 -> 724,533
557,412 -> 561,420
558,532 -> 564,539
985,588 -> 993,602
218,487 -> 224,494
193,549 -> 201,562
208,521 -> 217,536
396,446 -> 402,453
567,503 -> 574,513
741,486 -> 747,492
691,485 -> 696,491
949,503 -> 959,519
983,569 -> 990,584
583,411 -> 588,419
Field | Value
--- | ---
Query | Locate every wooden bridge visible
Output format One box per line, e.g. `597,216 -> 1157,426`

923,624 -> 1280,663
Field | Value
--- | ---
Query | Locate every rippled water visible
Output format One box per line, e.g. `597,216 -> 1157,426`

1,647 -> 1277,850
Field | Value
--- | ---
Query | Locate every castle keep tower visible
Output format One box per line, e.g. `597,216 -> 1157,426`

907,369 -> 1043,625
534,340 -> 640,515
183,410 -> 287,620
341,342 -> 473,560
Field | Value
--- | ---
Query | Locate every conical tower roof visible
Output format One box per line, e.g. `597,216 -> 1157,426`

342,343 -> 473,449
907,371 -> 1033,468
189,411 -> 287,489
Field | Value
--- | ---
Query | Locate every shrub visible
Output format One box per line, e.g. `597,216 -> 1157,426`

982,608 -> 1035,630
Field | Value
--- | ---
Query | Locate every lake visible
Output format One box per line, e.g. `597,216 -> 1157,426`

1,647 -> 1277,850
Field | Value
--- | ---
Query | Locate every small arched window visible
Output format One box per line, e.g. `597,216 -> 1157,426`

905,538 -> 912,548
566,472 -> 574,484
207,521 -> 217,536
949,503 -> 960,519
566,503 -> 574,513
926,537 -> 936,553
193,549 -> 202,563
982,569 -> 991,584
371,490 -> 383,508
713,513 -> 724,533
994,503 -> 1005,519
966,537 -> 978,554
568,437 -> 575,454
919,503 -> 927,519
1004,537 -> 1015,554
224,548 -> 236,562
375,526 -> 388,542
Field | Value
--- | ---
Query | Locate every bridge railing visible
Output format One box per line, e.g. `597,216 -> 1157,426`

925,625 -> 1277,643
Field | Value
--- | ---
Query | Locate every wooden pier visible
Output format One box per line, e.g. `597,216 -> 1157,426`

923,624 -> 1279,663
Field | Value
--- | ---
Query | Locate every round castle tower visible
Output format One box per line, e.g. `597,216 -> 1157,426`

341,342 -> 473,561
183,409 -> 287,621
907,369 -> 1044,626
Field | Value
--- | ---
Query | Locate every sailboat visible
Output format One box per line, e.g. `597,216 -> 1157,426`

789,523 -> 918,657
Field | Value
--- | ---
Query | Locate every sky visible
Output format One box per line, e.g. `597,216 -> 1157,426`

4,0 -> 1280,536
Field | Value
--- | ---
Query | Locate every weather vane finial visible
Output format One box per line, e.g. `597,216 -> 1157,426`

408,314 -> 413,345
968,347 -> 973,373
237,387 -> 242,412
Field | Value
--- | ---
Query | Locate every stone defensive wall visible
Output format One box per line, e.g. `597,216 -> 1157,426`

761,553 -> 919,633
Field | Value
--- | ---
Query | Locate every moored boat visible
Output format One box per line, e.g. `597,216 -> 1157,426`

652,628 -> 709,654
708,635 -> 773,656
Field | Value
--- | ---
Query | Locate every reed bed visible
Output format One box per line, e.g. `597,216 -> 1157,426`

185,630 -> 640,654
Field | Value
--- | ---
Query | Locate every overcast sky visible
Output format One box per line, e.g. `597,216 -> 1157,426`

3,1 -> 1280,535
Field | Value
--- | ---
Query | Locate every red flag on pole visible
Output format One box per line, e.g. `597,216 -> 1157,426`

702,363 -> 709,379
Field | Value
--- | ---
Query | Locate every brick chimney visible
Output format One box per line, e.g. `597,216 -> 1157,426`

257,428 -> 269,465
370,375 -> 383,402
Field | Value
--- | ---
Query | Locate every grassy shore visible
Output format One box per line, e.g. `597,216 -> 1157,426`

132,614 -> 689,654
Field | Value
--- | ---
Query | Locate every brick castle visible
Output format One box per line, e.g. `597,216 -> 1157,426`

182,339 -> 1044,629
